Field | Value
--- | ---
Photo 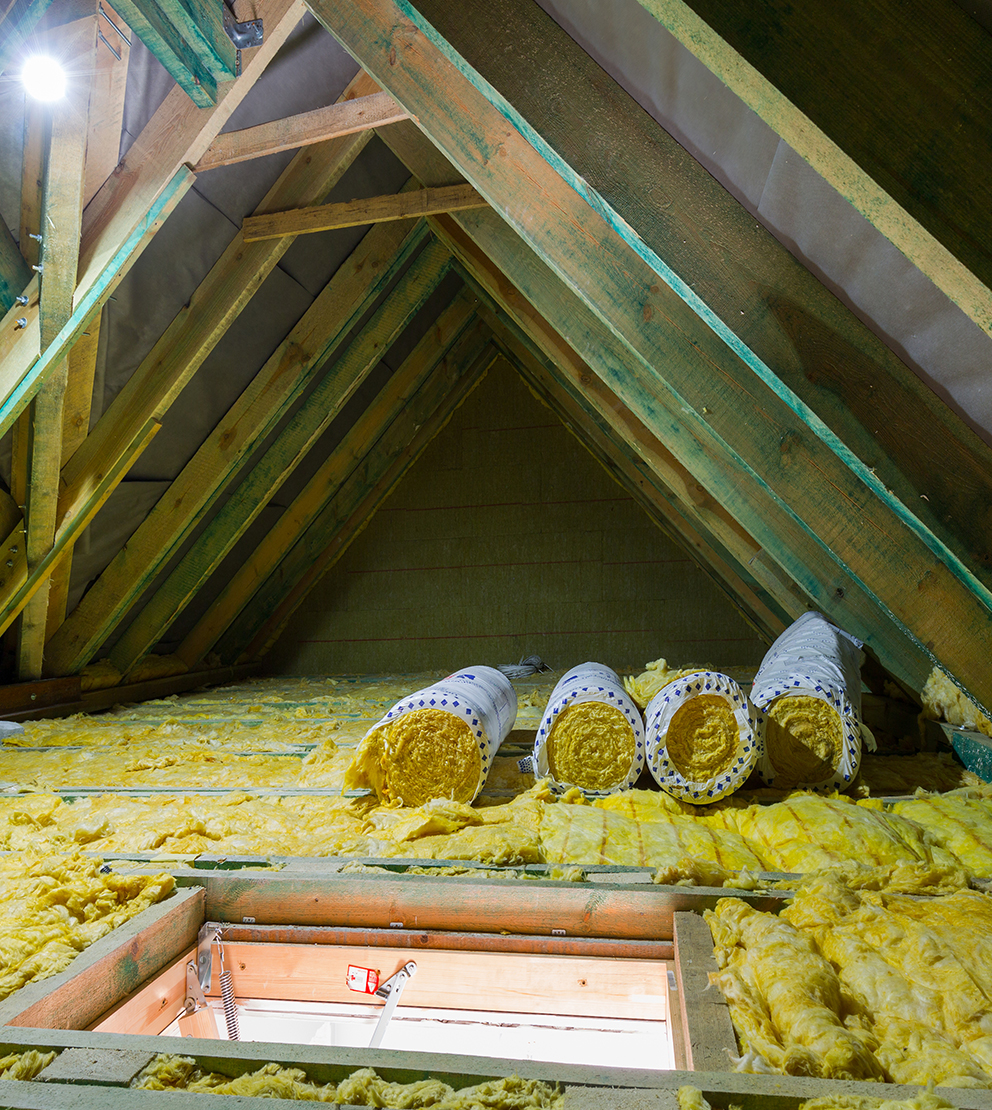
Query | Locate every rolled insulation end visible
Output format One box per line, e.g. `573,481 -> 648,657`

546,701 -> 635,792
763,694 -> 844,789
534,663 -> 645,795
349,667 -> 516,806
645,671 -> 762,804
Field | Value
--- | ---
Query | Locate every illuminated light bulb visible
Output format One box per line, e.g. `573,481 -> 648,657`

21,55 -> 66,102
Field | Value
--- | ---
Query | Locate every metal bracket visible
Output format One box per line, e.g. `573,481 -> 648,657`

222,5 -> 263,49
196,922 -> 218,992
183,961 -> 207,1015
369,960 -> 417,1049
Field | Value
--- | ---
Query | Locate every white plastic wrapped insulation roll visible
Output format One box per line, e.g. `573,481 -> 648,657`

529,662 -> 644,794
644,670 -> 762,803
346,666 -> 517,806
751,611 -> 871,791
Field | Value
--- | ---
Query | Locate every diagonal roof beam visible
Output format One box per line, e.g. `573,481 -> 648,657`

220,337 -> 497,664
322,0 -> 992,713
107,237 -> 455,675
175,295 -> 486,669
0,0 -> 305,440
195,90 -> 410,171
376,123 -> 957,703
44,216 -> 432,674
633,0 -> 992,339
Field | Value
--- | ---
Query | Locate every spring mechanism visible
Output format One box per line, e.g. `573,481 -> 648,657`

219,971 -> 240,1040
215,932 -> 240,1040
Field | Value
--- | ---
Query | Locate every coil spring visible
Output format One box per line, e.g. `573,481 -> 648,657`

220,970 -> 240,1040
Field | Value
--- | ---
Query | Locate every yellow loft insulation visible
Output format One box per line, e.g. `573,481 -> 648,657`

764,695 -> 844,788
707,872 -> 992,1086
923,667 -> 992,738
546,701 -> 634,791
133,1055 -> 562,1106
347,708 -> 481,806
666,695 -> 739,781
678,1087 -> 956,1110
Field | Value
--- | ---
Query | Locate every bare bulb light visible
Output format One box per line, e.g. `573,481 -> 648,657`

21,55 -> 66,101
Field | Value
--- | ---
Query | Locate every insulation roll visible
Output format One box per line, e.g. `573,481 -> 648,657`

751,611 -> 869,792
644,671 -> 762,803
347,666 -> 517,806
531,663 -> 644,794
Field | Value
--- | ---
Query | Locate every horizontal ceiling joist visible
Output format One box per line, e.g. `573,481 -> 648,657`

45,214 -> 432,676
375,123 -> 967,704
195,89 -> 411,171
241,182 -> 486,242
634,0 -> 992,338
177,295 -> 489,669
108,236 -> 454,676
223,339 -> 498,664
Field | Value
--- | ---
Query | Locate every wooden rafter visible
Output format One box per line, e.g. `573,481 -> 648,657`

44,215 -> 431,674
176,292 -> 485,668
633,0 -> 992,339
374,122 -> 941,700
107,236 -> 453,674
0,211 -> 30,314
194,89 -> 409,171
319,0 -> 992,712
223,337 -> 496,664
241,182 -> 486,241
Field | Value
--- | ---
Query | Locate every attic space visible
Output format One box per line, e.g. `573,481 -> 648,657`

0,0 -> 991,1107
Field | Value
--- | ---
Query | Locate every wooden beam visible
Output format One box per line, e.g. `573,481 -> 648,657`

16,12 -> 97,680
195,90 -> 410,171
44,216 -> 429,676
672,911 -> 737,1072
242,182 -> 486,242
321,0 -> 992,714
634,0 -> 992,340
375,124 -> 939,699
228,340 -> 496,663
408,0 -> 992,603
107,237 -> 453,675
0,0 -> 53,76
177,295 -> 487,668
0,210 -> 30,314
0,0 -> 306,449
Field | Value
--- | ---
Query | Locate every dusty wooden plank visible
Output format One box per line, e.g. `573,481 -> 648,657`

176,291 -> 482,668
0,208 -> 30,314
635,0 -> 992,339
107,236 -> 452,674
672,912 -> 737,1072
107,0 -> 217,105
195,90 -> 409,171
153,0 -> 236,78
414,0 -> 992,590
38,1046 -> 156,1085
242,182 -> 486,241
0,886 -> 204,1030
351,11 -> 992,715
45,214 -> 428,676
82,3 -> 130,208
0,672 -> 80,714
227,338 -> 496,661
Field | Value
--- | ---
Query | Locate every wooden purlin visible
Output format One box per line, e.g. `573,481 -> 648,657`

412,0 -> 992,585
44,215 -> 431,676
107,236 -> 455,675
175,291 -> 485,669
223,337 -> 497,663
376,123 -> 929,693
330,7 -> 992,711
499,319 -> 788,642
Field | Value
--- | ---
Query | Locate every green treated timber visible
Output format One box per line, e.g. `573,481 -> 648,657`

634,0 -> 992,339
380,127 -> 935,699
224,341 -> 496,662
0,0 -> 54,76
107,237 -> 454,674
175,294 -> 485,668
108,0 -> 217,105
0,168 -> 194,443
0,210 -> 30,314
327,4 -> 992,712
153,0 -> 237,79
414,0 -> 992,587
374,0 -> 992,620
44,218 -> 430,677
